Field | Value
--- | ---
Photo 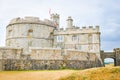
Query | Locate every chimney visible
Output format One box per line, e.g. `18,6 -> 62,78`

66,16 -> 73,28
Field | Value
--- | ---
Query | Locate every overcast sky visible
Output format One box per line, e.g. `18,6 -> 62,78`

0,0 -> 120,51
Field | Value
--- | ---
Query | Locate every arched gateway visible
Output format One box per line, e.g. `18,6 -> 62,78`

100,48 -> 120,66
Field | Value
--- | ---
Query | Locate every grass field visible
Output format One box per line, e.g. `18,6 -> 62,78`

59,66 -> 120,80
0,65 -> 120,80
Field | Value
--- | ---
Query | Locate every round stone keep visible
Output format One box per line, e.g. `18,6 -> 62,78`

6,17 -> 55,52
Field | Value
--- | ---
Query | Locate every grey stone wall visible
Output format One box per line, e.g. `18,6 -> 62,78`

29,48 -> 99,61
2,59 -> 102,70
0,47 -> 22,59
114,48 -> 120,66
0,60 -> 2,71
0,47 -> 102,70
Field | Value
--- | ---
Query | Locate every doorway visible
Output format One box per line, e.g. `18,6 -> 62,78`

104,58 -> 114,67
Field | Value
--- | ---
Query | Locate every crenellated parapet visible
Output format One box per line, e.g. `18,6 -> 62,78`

54,25 -> 100,34
7,17 -> 55,27
51,13 -> 59,18
82,25 -> 99,30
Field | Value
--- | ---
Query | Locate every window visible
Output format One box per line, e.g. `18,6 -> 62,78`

56,35 -> 64,42
28,41 -> 32,46
90,45 -> 93,50
72,35 -> 79,41
88,34 -> 93,43
28,29 -> 33,38
8,29 -> 12,36
78,45 -> 82,50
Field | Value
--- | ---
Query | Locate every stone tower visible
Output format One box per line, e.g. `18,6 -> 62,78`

50,13 -> 60,28
6,17 -> 56,53
114,48 -> 120,66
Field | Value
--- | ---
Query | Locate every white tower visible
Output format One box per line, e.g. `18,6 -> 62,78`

6,17 -> 55,53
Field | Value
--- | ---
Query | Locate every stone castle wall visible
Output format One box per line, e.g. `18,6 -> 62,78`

0,47 -> 22,59
54,26 -> 100,54
0,47 -> 102,70
114,48 -> 120,66
2,60 -> 101,70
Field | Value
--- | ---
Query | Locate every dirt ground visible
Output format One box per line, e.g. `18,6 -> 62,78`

0,70 -> 77,80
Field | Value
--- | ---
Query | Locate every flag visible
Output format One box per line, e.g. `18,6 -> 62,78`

54,22 -> 59,28
49,9 -> 51,15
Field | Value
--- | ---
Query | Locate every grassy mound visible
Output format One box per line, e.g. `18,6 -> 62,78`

59,66 -> 120,80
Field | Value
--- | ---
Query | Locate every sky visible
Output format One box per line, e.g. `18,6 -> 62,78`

0,0 -> 120,52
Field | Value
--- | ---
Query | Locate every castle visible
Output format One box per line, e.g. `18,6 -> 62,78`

6,13 -> 100,54
0,13 -> 103,70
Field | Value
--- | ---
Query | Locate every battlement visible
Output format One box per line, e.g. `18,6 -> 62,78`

7,17 -> 55,27
114,48 -> 120,52
83,25 -> 99,29
81,25 -> 99,30
54,25 -> 100,34
51,13 -> 59,18
67,16 -> 73,21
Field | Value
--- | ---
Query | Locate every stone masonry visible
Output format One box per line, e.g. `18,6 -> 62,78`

0,47 -> 102,70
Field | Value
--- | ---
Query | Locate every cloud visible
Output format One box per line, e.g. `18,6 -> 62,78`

0,0 -> 120,51
99,0 -> 120,51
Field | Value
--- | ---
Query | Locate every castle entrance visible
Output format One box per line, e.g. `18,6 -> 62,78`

100,48 -> 120,66
104,58 -> 115,67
